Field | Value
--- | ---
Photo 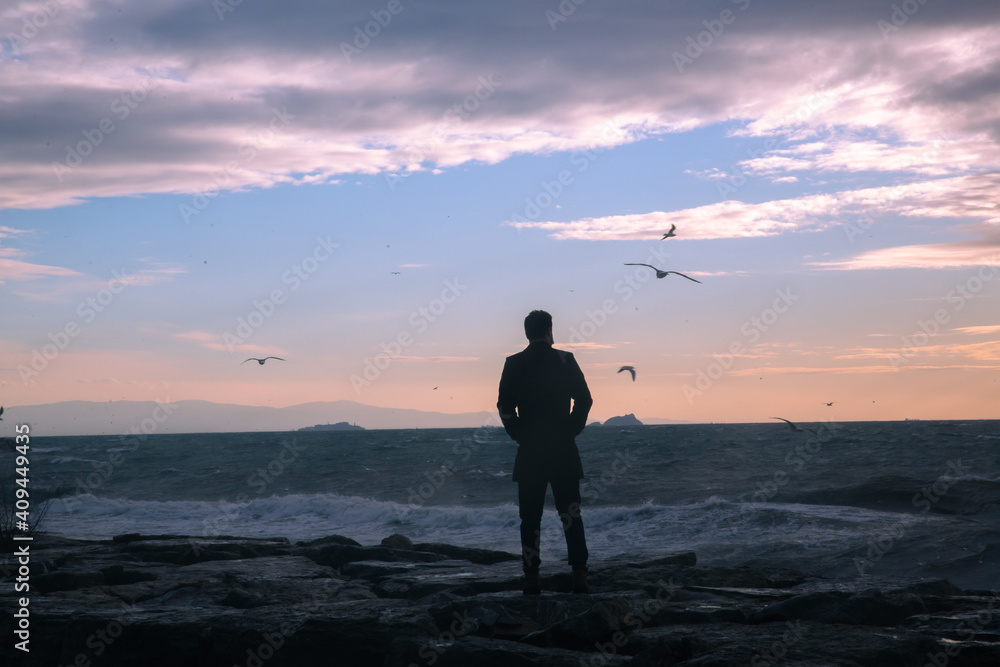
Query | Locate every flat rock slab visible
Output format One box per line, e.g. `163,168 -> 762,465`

119,536 -> 294,565
411,542 -> 522,564
628,622 -> 943,666
386,634 -> 633,667
374,560 -> 527,599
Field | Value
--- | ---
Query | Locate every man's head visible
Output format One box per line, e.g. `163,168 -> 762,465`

524,310 -> 553,342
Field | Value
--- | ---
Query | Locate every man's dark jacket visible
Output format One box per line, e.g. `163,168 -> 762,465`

497,341 -> 593,483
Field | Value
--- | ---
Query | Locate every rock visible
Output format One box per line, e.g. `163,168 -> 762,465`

120,536 -> 292,565
100,565 -> 157,586
381,534 -> 415,550
373,560 -> 525,599
387,634 -> 634,666
411,542 -> 521,564
32,570 -> 105,594
600,414 -> 643,427
301,543 -> 449,569
751,589 -> 927,626
519,597 -> 636,650
294,534 -> 363,548
628,623 -> 942,666
2,535 -> 999,667
219,588 -> 270,609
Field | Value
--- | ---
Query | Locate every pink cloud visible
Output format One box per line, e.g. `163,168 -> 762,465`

0,257 -> 80,282
818,239 -> 1000,270
3,7 -> 997,214
174,330 -> 286,356
393,356 -> 479,363
953,325 -> 1000,335
513,173 -> 1000,244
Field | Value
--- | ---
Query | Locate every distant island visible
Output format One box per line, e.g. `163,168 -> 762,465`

297,422 -> 365,432
597,413 -> 643,427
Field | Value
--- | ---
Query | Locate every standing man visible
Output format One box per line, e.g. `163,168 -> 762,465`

497,310 -> 593,594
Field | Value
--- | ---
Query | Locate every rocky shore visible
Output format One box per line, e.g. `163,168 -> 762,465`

2,532 -> 999,666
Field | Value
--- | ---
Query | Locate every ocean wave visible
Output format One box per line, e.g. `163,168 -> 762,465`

39,491 -> 990,580
781,475 -> 1000,517
50,456 -> 100,464
939,474 -> 1000,484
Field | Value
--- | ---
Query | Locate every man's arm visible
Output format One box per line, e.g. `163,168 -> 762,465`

497,357 -> 522,442
566,352 -> 593,436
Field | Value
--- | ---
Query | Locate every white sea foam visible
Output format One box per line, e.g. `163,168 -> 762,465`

41,492 -> 949,567
50,456 -> 100,464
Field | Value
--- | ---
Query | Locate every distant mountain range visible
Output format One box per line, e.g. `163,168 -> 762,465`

1,400 -> 685,437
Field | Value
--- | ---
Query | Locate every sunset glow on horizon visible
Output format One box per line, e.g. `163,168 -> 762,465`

3,1 -> 1000,430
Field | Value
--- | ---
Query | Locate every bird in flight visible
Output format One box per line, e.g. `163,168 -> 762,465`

772,417 -> 818,435
624,264 -> 701,283
823,402 -> 834,406
391,271 -> 400,275
617,366 -> 636,381
0,406 -> 4,420
661,224 -> 677,239
243,357 -> 285,365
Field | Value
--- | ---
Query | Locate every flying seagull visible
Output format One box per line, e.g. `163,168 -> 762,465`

243,357 -> 285,365
823,402 -> 835,406
617,366 -> 636,381
661,224 -> 677,239
391,271 -> 400,275
772,417 -> 818,435
624,264 -> 701,283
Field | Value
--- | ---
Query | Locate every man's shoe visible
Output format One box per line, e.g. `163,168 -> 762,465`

523,571 -> 541,596
572,569 -> 590,594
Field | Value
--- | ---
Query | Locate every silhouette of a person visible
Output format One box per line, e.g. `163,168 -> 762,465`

497,310 -> 593,594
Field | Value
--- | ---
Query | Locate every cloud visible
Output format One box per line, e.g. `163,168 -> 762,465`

953,325 -> 1000,335
507,198 -> 824,241
510,173 -> 1000,242
1,1 -> 998,215
833,338 -> 1000,364
683,167 -> 728,180
729,364 -> 900,376
0,256 -> 81,283
0,225 -> 31,238
2,252 -> 187,300
507,173 -> 1000,243
174,330 -> 288,356
393,355 -> 479,362
173,330 -> 232,352
559,342 -> 624,352
117,263 -> 188,286
174,330 -> 217,343
816,235 -> 1000,270
730,363 -> 1000,375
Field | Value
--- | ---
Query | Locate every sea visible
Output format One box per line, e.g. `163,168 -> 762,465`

18,420 -> 1000,589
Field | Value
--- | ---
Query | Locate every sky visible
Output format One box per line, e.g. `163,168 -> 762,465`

2,0 -> 999,429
